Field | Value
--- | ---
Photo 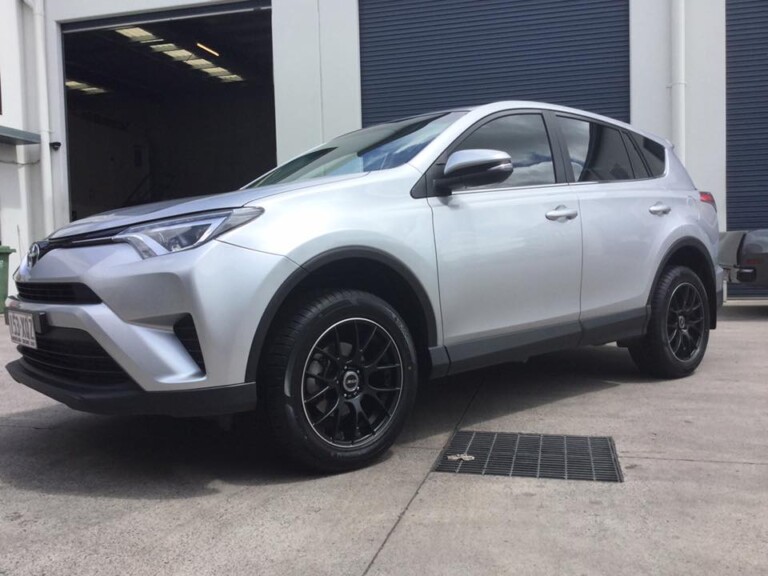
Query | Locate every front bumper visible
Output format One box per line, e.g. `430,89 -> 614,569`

6,359 -> 256,416
7,238 -> 300,415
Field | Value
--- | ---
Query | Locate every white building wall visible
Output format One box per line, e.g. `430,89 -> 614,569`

630,0 -> 727,230
273,0 -> 361,162
0,0 -> 35,281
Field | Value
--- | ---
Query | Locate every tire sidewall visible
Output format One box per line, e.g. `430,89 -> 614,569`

281,292 -> 418,467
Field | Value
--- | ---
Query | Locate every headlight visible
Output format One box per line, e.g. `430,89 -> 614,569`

114,207 -> 264,258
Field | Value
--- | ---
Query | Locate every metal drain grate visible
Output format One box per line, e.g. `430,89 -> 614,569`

435,431 -> 623,482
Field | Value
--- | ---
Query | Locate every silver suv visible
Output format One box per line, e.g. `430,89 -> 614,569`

6,101 -> 723,471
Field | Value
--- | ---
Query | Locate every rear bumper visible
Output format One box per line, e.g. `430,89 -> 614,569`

6,359 -> 257,417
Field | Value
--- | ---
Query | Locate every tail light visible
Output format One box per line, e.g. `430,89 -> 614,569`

699,191 -> 717,211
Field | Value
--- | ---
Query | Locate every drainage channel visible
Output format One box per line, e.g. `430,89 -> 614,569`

435,431 -> 623,482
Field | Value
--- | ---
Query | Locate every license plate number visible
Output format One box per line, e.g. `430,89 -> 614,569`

8,310 -> 37,349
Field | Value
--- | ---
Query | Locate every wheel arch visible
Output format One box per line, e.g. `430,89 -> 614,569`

245,246 -> 440,383
650,237 -> 718,329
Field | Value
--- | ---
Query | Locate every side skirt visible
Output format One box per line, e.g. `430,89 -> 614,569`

431,308 -> 649,378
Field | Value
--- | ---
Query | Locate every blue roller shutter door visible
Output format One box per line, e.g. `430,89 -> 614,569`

359,0 -> 629,126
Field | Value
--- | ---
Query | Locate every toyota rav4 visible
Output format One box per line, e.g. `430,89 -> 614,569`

6,101 -> 723,471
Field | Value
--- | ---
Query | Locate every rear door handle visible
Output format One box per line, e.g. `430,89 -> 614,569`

649,202 -> 671,216
545,205 -> 579,222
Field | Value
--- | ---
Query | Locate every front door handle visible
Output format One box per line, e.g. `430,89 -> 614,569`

649,202 -> 671,216
545,205 -> 579,222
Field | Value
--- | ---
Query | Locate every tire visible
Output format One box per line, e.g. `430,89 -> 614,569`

629,265 -> 710,378
259,289 -> 418,472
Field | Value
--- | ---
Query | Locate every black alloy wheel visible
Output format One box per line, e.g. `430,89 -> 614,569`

629,265 -> 710,378
260,289 -> 418,471
302,318 -> 404,448
665,282 -> 706,361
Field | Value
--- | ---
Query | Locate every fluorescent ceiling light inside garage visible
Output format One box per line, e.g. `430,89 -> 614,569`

65,79 -> 108,95
164,49 -> 195,61
202,67 -> 231,77
150,43 -> 179,52
219,74 -> 244,83
115,27 -> 156,42
185,58 -> 215,69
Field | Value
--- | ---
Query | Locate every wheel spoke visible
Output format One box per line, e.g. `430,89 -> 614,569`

315,346 -> 339,363
371,363 -> 400,372
365,391 -> 391,417
313,398 -> 341,426
368,383 -> 401,393
365,340 -> 392,369
304,385 -> 332,405
361,324 -> 378,356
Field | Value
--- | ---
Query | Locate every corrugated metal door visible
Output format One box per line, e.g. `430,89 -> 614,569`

727,0 -> 768,232
359,0 -> 629,126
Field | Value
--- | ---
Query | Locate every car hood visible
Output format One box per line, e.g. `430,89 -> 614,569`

48,174 -> 364,240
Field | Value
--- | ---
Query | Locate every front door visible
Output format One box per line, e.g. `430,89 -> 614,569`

428,113 -> 583,373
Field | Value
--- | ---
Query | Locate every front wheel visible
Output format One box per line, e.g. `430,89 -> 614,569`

259,289 -> 418,472
629,265 -> 710,378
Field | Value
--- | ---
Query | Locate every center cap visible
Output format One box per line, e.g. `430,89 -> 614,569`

342,370 -> 360,393
678,315 -> 686,329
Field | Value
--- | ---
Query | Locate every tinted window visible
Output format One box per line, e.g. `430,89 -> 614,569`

630,132 -> 666,177
454,114 -> 556,189
622,132 -> 650,178
248,111 -> 466,187
559,117 -> 634,182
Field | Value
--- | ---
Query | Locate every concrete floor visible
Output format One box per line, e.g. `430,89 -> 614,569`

1,302 -> 767,575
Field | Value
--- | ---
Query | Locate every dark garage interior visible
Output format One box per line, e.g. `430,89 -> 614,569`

63,5 -> 274,220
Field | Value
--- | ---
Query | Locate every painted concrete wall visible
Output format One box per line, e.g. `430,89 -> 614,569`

630,0 -> 727,230
0,0 -> 37,280
272,0 -> 362,162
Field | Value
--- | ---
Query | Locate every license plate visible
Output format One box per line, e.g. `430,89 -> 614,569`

7,310 -> 37,349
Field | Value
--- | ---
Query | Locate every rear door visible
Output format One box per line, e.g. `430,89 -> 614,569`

428,112 -> 583,372
555,115 -> 680,340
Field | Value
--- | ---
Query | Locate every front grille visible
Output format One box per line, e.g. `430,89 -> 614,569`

174,315 -> 206,372
19,327 -> 134,386
16,282 -> 101,304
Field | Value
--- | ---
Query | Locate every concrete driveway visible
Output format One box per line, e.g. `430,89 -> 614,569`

1,302 -> 767,575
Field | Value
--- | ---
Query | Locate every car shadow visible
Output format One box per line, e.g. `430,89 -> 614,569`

0,345 -> 648,498
719,302 -> 768,322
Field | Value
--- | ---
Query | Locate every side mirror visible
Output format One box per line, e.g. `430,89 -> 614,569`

435,149 -> 513,195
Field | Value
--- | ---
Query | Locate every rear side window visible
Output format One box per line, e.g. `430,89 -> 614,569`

453,114 -> 556,189
622,132 -> 650,179
558,116 -> 633,182
629,132 -> 666,177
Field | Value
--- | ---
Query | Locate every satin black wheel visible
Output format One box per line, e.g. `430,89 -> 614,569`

302,318 -> 404,448
665,282 -> 706,362
260,289 -> 418,471
629,265 -> 710,378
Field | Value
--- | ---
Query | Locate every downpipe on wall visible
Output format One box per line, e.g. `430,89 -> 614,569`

22,0 -> 55,236
671,0 -> 686,164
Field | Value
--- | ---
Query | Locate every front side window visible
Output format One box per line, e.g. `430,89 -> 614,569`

247,111 -> 466,188
559,116 -> 634,182
453,114 -> 556,189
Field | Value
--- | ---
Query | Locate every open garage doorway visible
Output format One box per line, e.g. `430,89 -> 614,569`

62,2 -> 274,220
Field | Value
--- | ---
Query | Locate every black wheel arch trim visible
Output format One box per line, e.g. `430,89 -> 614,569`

245,246 -> 440,383
649,237 -> 718,329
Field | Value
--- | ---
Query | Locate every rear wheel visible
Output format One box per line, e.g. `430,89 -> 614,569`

629,265 -> 710,378
260,289 -> 418,472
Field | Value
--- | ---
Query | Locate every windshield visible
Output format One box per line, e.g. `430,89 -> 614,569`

247,111 -> 466,188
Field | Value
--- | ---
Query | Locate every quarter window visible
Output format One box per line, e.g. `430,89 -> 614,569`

558,117 -> 634,182
453,114 -> 556,189
629,132 -> 666,177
